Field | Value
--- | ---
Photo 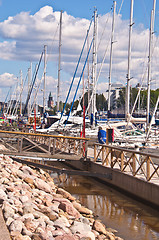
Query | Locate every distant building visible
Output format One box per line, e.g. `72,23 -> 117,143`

48,92 -> 54,109
104,83 -> 124,109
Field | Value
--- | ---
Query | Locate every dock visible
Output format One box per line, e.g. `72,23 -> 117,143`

0,130 -> 159,210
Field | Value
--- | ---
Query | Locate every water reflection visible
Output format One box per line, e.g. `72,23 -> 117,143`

50,172 -> 159,240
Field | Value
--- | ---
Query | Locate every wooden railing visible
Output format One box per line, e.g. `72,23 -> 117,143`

92,143 -> 159,182
0,130 -> 89,159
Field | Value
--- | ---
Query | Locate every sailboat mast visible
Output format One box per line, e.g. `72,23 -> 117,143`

108,1 -> 116,112
91,8 -> 97,127
43,45 -> 47,115
126,0 -> 134,121
146,10 -> 154,131
57,10 -> 62,112
28,64 -> 31,119
146,0 -> 156,132
19,70 -> 23,116
87,30 -> 90,116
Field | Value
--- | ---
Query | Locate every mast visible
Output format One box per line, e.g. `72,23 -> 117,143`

126,0 -> 134,121
28,63 -> 32,118
19,70 -> 23,115
43,45 -> 47,115
91,7 -> 97,127
57,10 -> 63,112
108,1 -> 116,112
87,29 -> 90,116
146,0 -> 156,132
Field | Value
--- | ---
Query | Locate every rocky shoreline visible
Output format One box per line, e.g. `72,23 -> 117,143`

0,154 -> 123,240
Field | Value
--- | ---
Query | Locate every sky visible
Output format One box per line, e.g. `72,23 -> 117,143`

0,0 -> 159,108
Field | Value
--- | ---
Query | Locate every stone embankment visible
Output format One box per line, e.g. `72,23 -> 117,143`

0,154 -> 123,240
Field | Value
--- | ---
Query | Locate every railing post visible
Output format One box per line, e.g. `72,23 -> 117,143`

111,149 -> 113,168
52,138 -> 56,155
121,151 -> 124,171
147,156 -> 150,181
94,144 -> 97,162
132,153 -> 136,176
102,146 -> 105,165
20,136 -> 23,153
48,137 -> 51,153
85,141 -> 88,159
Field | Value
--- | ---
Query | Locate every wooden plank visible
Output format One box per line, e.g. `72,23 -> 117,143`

12,157 -> 112,180
0,151 -> 81,161
23,136 -> 50,154
0,130 -> 89,141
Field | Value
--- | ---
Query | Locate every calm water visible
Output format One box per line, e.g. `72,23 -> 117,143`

50,172 -> 159,240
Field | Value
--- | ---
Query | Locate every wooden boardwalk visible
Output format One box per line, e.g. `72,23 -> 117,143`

0,130 -> 89,161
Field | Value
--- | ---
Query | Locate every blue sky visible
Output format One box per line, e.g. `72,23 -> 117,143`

0,0 -> 158,106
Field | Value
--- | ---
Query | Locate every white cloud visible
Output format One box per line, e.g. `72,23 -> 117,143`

0,72 -> 16,86
0,6 -> 158,103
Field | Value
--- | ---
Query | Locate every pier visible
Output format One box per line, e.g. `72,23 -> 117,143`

0,130 -> 159,209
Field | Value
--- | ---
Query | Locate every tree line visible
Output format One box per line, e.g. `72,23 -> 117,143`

50,87 -> 159,114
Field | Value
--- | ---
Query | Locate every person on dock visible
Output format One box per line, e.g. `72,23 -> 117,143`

98,126 -> 106,144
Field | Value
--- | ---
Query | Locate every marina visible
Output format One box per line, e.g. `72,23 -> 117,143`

1,0 -> 159,239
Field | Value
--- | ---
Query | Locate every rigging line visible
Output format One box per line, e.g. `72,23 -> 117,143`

59,18 -> 93,123
46,22 -> 60,63
65,38 -> 93,126
6,83 -> 17,115
12,72 -> 28,116
30,72 -> 45,114
118,0 -> 124,15
97,9 -> 112,51
31,28 -> 64,115
126,37 -> 158,127
140,0 -> 151,29
23,51 -> 44,114
85,37 -> 110,116
0,88 -> 10,116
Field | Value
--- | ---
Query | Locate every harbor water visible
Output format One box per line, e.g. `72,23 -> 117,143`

50,171 -> 159,240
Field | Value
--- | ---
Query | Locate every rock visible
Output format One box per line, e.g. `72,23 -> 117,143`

6,216 -> 14,227
57,188 -> 76,201
22,226 -> 33,237
92,220 -> 107,235
3,201 -> 15,219
9,219 -> 24,233
59,201 -> 81,218
54,215 -> 70,228
20,165 -> 35,176
19,195 -> 29,203
0,188 -> 7,203
78,232 -> 95,240
52,229 -> 65,237
34,178 -> 51,193
48,211 -> 58,221
73,201 -> 93,215
21,213 -> 35,221
32,234 -> 42,240
24,177 -> 34,185
54,235 -> 76,240
24,218 -> 39,232
0,155 -> 121,240
12,234 -> 32,240
70,220 -> 91,234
